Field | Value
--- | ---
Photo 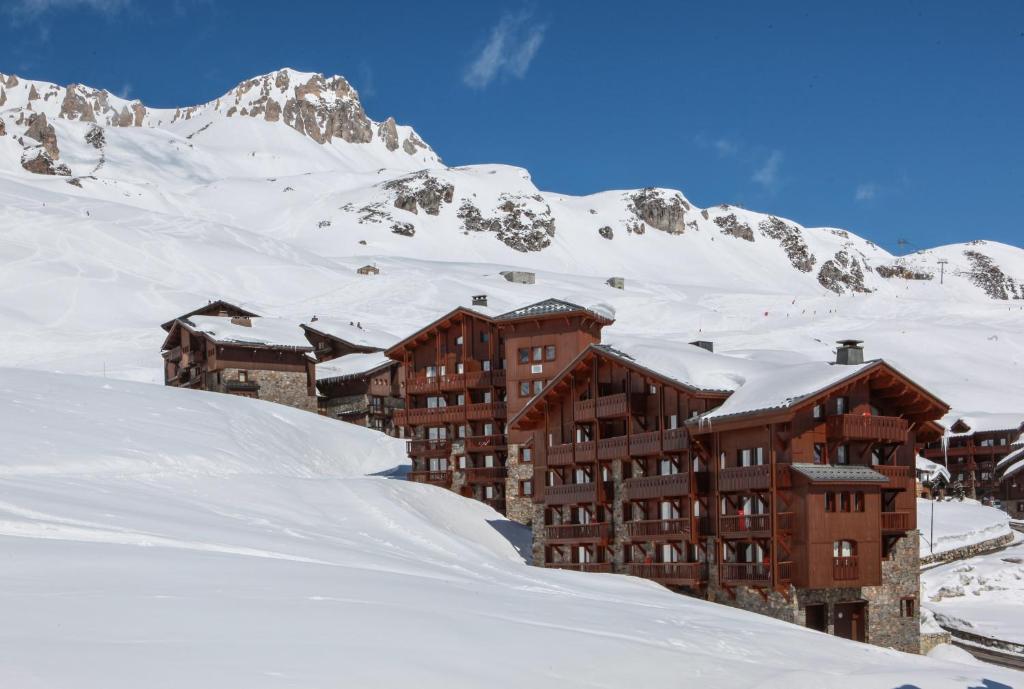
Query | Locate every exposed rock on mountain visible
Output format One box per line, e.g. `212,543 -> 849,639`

713,213 -> 755,242
384,172 -> 455,216
818,249 -> 871,294
758,216 -> 816,272
630,188 -> 689,234
598,226 -> 613,240
391,222 -> 415,237
964,249 -> 1022,299
85,125 -> 106,149
377,117 -> 399,151
24,113 -> 60,158
458,194 -> 556,252
21,149 -> 70,176
876,263 -> 933,280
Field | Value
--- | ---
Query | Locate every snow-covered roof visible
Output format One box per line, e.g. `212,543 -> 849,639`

790,464 -> 888,483
316,353 -> 394,381
943,412 -> 1024,436
495,298 -> 612,322
183,316 -> 313,350
996,446 -> 1024,479
591,344 -> 737,393
302,318 -> 396,350
696,360 -> 876,422
916,455 -> 951,483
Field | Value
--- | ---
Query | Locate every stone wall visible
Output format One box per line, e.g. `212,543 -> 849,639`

919,530 -> 1014,566
920,631 -> 951,655
219,367 -> 316,413
504,443 -> 534,525
531,502 -> 546,566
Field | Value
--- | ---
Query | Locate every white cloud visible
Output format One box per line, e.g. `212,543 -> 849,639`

117,82 -> 132,99
752,150 -> 783,190
855,182 -> 878,202
463,11 -> 547,89
8,0 -> 129,22
713,138 -> 738,157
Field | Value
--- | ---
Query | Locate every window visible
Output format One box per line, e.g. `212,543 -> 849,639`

739,449 -> 753,467
813,443 -> 825,464
518,348 -> 530,364
522,448 -> 532,463
456,362 -> 465,374
533,380 -> 545,394
484,486 -> 495,499
813,404 -> 823,420
425,365 -> 437,378
900,597 -> 916,617
836,444 -> 849,465
545,345 -> 556,361
480,332 -> 489,343
520,480 -> 533,496
755,447 -> 765,465
238,370 -> 248,383
840,492 -> 851,512
833,540 -> 856,557
854,491 -> 865,512
649,384 -> 657,395
519,382 -> 530,397
825,492 -> 836,512
482,360 -> 491,372
836,396 -> 848,415
455,335 -> 463,346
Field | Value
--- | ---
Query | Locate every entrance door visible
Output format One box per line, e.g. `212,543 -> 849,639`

833,602 -> 866,642
804,604 -> 826,632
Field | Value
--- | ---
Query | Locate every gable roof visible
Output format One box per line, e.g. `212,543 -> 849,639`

494,298 -> 613,324
790,464 -> 888,484
160,300 -> 259,331
385,305 -> 493,358
301,319 -> 396,354
316,352 -> 395,383
178,316 -> 314,351
942,413 -> 1024,437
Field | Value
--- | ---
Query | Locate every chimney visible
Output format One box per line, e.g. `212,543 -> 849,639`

230,316 -> 253,328
689,340 -> 714,353
836,339 -> 864,365
472,294 -> 488,307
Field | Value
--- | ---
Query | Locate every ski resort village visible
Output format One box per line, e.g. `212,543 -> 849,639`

2,5 -> 1024,686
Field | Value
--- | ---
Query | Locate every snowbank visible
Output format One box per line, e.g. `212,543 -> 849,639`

918,498 -> 1012,558
0,370 -> 1019,688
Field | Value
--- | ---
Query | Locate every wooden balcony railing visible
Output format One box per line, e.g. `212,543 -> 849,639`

547,443 -> 575,466
463,369 -> 506,388
624,518 -> 690,540
544,522 -> 610,543
576,440 -> 596,463
827,414 -> 908,444
597,436 -> 628,460
719,513 -> 771,538
881,511 -> 912,531
872,464 -> 913,488
406,375 -> 439,394
721,562 -> 771,584
622,473 -> 690,501
400,405 -> 465,426
630,430 -> 661,456
718,465 -> 772,492
778,560 -> 793,582
545,481 -> 611,506
544,562 -> 613,573
596,393 -> 630,418
628,562 -> 706,585
407,439 -> 452,456
465,434 -> 507,451
777,511 -> 795,532
833,556 -> 858,581
466,402 -> 507,420
464,466 -> 507,483
407,470 -> 452,486
439,373 -> 465,391
663,427 -> 688,452
574,399 -> 596,420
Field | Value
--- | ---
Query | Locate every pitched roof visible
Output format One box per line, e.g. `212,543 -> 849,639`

182,316 -> 314,350
316,352 -> 394,382
790,463 -> 888,483
942,413 -> 1024,437
160,300 -> 259,331
301,319 -> 396,352
495,298 -> 614,323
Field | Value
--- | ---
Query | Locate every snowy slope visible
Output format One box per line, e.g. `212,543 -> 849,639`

1,368 -> 1020,689
918,498 -> 1013,558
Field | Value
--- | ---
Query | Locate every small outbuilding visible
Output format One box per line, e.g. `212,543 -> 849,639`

357,265 -> 380,276
606,277 -> 625,289
501,270 -> 535,285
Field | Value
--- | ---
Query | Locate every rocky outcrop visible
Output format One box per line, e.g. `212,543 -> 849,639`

402,131 -> 429,156
21,149 -> 70,176
0,119 -> 5,137
713,213 -> 754,242
964,250 -> 1022,300
85,125 -> 105,149
876,263 -> 933,281
458,195 -> 556,252
281,74 -> 374,144
630,188 -> 689,234
758,216 -> 816,272
383,172 -> 454,216
60,86 -> 98,122
28,85 -> 40,101
377,117 -> 399,151
598,226 -> 613,240
391,222 -> 415,237
818,250 -> 871,294
24,113 -> 59,158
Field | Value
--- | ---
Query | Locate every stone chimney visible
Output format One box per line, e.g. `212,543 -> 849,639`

836,339 -> 864,365
472,294 -> 488,307
689,340 -> 714,353
230,316 -> 253,327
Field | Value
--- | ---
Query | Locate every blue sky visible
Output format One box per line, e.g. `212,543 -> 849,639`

3,0 -> 1022,251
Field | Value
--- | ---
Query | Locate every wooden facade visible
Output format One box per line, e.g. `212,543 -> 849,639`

921,419 -> 1023,502
386,299 -> 612,516
513,346 -> 949,650
316,360 -> 404,435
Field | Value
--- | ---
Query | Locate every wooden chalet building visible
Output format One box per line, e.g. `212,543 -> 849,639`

162,313 -> 317,412
160,299 -> 260,332
386,298 -> 613,520
996,436 -> 1024,518
511,339 -> 949,653
315,353 -> 403,435
921,416 -> 1024,502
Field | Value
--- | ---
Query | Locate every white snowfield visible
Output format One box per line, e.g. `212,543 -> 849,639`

923,539 -> 1024,646
918,498 -> 1013,558
0,368 -> 1019,689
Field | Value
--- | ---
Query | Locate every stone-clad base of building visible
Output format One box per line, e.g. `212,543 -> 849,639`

504,443 -> 534,525
704,533 -> 921,653
216,368 -> 317,413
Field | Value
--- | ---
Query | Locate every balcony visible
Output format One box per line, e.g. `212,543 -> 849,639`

465,434 -> 507,452
872,464 -> 913,490
467,402 -> 506,420
465,370 -> 501,388
439,373 -> 465,391
547,443 -> 574,467
628,562 -> 706,586
575,399 -> 596,420
407,439 -> 452,456
663,427 -> 688,452
833,556 -> 858,581
407,470 -> 452,486
597,436 -> 628,460
719,514 -> 771,538
406,375 -> 439,395
544,522 -> 610,544
400,405 -> 465,426
464,466 -> 507,483
827,414 -> 908,444
545,562 -> 613,573
718,465 -> 772,492
721,562 -> 771,585
545,481 -> 611,506
622,473 -> 690,501
624,518 -> 690,541
630,430 -> 661,456
595,392 -> 643,418
881,511 -> 912,532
